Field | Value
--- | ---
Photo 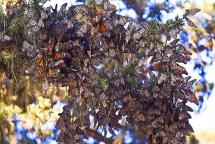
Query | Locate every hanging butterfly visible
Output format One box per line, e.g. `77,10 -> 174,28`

34,54 -> 44,66
185,79 -> 196,89
29,19 -> 37,26
38,18 -> 44,28
182,104 -> 193,112
0,34 -> 12,42
60,3 -> 67,13
185,17 -> 197,28
185,8 -> 201,16
35,67 -> 59,79
53,52 -> 62,60
149,61 -> 166,71
41,10 -> 48,20
42,80 -> 49,94
35,67 -> 48,79
178,111 -> 191,120
22,41 -> 34,52
53,59 -> 65,68
47,68 -> 60,78
95,5 -> 103,15
97,22 -> 106,33
47,38 -> 56,54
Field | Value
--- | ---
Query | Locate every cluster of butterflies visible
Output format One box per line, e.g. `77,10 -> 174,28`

0,0 -> 201,143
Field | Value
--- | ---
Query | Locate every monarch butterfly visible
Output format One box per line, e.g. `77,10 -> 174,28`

95,5 -> 102,15
178,111 -> 191,120
185,8 -> 201,16
185,18 -> 197,28
34,54 -> 44,66
149,61 -> 166,71
46,46 -> 52,54
47,68 -> 60,78
67,79 -> 73,87
53,52 -> 62,60
41,10 -> 48,20
35,67 -> 48,79
97,22 -> 106,33
36,67 -> 59,79
54,60 -> 65,68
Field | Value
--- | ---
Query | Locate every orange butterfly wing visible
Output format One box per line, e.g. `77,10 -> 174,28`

34,56 -> 44,66
95,6 -> 103,15
97,23 -> 106,33
54,52 -> 62,60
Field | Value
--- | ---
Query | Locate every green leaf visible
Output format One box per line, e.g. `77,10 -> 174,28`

99,78 -> 109,92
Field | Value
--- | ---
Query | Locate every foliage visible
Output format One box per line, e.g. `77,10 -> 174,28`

186,134 -> 199,144
13,102 -> 61,144
0,67 -> 64,143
